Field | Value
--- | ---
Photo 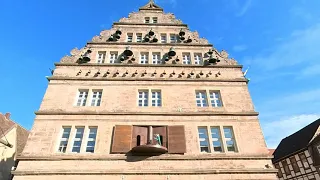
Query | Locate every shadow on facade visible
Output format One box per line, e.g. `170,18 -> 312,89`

0,153 -> 15,180
125,152 -> 160,162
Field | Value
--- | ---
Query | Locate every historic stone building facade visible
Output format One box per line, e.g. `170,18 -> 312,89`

12,1 -> 277,179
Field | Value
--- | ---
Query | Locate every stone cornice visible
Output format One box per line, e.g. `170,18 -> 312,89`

17,154 -> 272,161
34,111 -> 259,116
47,76 -> 248,83
113,22 -> 188,27
12,169 -> 278,176
54,62 -> 243,68
87,41 -> 213,47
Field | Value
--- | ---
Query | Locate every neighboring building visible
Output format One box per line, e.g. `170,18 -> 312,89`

0,113 -> 29,180
272,118 -> 320,180
12,1 -> 277,179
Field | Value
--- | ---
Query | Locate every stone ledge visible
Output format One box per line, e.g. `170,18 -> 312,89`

88,41 -> 213,47
113,22 -> 188,27
12,169 -> 278,176
17,154 -> 272,161
34,111 -> 259,116
54,62 -> 243,68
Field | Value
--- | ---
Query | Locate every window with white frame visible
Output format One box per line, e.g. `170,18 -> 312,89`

86,127 -> 97,153
182,53 -> 191,64
91,90 -> 102,106
151,91 -> 161,107
145,17 -> 150,23
140,52 -> 149,64
194,53 -> 202,65
209,91 -> 222,107
72,127 -> 85,153
152,53 -> 162,64
76,90 -> 89,106
58,127 -> 71,153
152,17 -> 158,23
109,52 -> 118,63
127,33 -> 133,42
161,34 -> 167,43
223,127 -> 236,152
170,34 -> 177,43
97,51 -> 106,63
136,33 -> 142,42
211,127 -> 223,152
195,91 -> 208,107
198,126 -> 238,153
198,127 -> 210,153
138,90 -> 149,107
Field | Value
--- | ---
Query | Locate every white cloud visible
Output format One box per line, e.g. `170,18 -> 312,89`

262,114 -> 320,148
233,44 -> 247,52
245,23 -> 320,71
236,0 -> 252,17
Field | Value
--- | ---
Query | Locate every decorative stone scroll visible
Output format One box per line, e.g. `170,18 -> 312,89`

211,48 -> 238,65
118,12 -> 184,24
91,28 -> 116,43
60,47 -> 86,63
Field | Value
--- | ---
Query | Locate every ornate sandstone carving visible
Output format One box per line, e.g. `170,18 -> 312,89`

91,28 -> 116,43
60,47 -> 86,63
118,12 -> 183,24
209,48 -> 238,65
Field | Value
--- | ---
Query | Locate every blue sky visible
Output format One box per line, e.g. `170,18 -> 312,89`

0,0 -> 319,148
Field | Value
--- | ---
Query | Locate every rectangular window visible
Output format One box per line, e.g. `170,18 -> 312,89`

151,91 -> 161,107
194,53 -> 202,65
76,90 -> 88,106
282,160 -> 291,176
182,53 -> 191,64
209,91 -> 223,107
170,34 -> 177,43
161,34 -> 167,43
86,127 -> 97,153
109,52 -> 118,63
140,53 -> 149,64
138,90 -> 149,107
223,127 -> 236,152
91,90 -> 102,106
58,127 -> 71,153
145,17 -> 150,23
72,127 -> 84,153
152,17 -> 158,23
127,33 -> 133,42
211,127 -> 223,152
136,33 -> 142,42
152,53 -> 162,64
198,127 -> 210,153
195,91 -> 208,107
274,163 -> 283,178
289,156 -> 300,173
97,51 -> 106,63
299,152 -> 310,168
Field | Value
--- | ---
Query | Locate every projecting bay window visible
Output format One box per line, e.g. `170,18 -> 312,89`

140,52 -> 149,64
111,125 -> 186,155
197,126 -> 237,153
109,52 -> 118,63
76,90 -> 88,106
152,53 -> 162,64
194,53 -> 202,65
138,90 -> 162,107
195,91 -> 208,107
97,51 -> 106,63
91,90 -> 102,106
86,127 -> 97,153
198,127 -> 210,153
58,127 -> 71,153
182,53 -> 191,64
72,127 -> 84,153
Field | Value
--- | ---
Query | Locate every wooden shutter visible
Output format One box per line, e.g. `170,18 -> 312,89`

111,125 -> 132,153
167,125 -> 186,154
